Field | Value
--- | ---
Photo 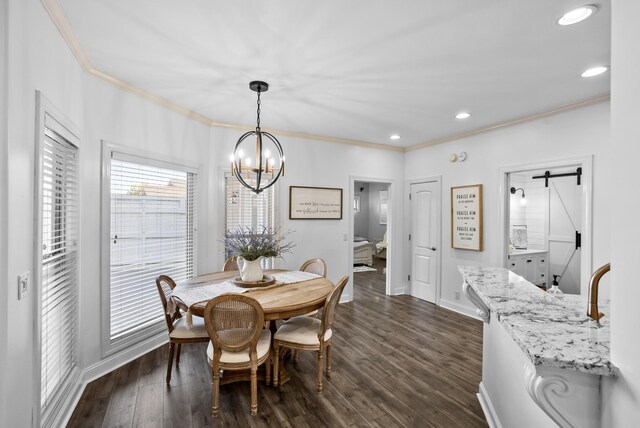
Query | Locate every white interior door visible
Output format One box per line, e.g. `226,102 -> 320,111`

410,181 -> 439,303
548,176 -> 582,294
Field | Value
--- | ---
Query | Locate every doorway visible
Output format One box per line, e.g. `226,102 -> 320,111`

349,178 -> 392,300
408,179 -> 441,304
501,157 -> 592,295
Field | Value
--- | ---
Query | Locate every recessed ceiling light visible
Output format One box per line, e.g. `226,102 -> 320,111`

455,112 -> 471,120
581,66 -> 608,77
558,5 -> 598,26
390,134 -> 401,140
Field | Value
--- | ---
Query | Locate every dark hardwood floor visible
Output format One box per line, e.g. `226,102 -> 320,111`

68,258 -> 487,427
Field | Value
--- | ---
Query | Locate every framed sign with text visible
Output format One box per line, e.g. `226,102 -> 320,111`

289,186 -> 343,220
451,184 -> 483,251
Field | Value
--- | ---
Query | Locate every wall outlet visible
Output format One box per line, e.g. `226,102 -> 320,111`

455,291 -> 461,300
18,271 -> 30,300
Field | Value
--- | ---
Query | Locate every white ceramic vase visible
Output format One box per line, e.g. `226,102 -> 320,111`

237,256 -> 264,282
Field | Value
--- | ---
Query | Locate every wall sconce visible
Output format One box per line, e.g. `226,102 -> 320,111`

449,152 -> 468,162
511,187 -> 527,206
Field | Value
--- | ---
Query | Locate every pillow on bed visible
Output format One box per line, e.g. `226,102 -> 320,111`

354,236 -> 368,242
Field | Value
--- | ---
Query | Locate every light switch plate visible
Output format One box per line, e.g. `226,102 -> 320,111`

18,271 -> 30,300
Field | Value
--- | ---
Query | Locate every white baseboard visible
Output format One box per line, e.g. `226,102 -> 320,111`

391,286 -> 406,295
478,382 -> 502,428
58,332 -> 168,426
440,298 -> 482,321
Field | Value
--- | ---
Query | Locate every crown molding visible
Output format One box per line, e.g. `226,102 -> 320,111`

405,94 -> 611,152
40,0 -> 403,152
41,0 -> 92,71
87,68 -> 214,126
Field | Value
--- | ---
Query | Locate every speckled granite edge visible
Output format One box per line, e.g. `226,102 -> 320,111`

459,266 -> 618,377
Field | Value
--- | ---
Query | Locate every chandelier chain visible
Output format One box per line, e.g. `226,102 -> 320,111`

256,88 -> 261,129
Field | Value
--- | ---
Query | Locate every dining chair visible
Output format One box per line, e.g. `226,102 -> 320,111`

299,258 -> 327,277
223,256 -> 239,271
273,275 -> 348,392
204,294 -> 272,417
155,275 -> 210,384
296,258 -> 328,322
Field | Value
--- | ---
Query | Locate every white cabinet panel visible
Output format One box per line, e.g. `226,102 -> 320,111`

508,251 -> 548,288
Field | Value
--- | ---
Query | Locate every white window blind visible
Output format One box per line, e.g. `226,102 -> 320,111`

224,171 -> 274,231
40,125 -> 79,412
224,172 -> 274,261
109,155 -> 197,341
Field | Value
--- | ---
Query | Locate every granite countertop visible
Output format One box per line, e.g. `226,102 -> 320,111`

458,266 -> 617,377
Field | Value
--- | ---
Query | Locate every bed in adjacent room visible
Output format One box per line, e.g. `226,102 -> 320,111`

353,236 -> 373,266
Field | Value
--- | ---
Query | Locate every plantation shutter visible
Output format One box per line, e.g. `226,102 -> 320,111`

109,154 -> 197,341
40,120 -> 79,411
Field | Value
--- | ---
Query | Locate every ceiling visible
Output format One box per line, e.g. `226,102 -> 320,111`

56,0 -> 611,149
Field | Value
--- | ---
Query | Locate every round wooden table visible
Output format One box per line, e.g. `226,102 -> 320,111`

174,269 -> 333,319
173,269 -> 334,386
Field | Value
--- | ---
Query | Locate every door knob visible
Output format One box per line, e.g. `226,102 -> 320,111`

430,247 -> 437,251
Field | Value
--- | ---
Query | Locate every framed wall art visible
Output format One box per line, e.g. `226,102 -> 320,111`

451,184 -> 483,251
289,186 -> 343,220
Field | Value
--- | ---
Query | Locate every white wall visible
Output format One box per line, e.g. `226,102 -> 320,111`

368,182 -> 389,243
0,0 -> 9,424
522,176 -> 547,250
404,102 -> 611,314
209,126 -> 405,299
3,1 -> 212,426
353,181 -> 370,237
5,1 -> 85,425
603,0 -> 640,425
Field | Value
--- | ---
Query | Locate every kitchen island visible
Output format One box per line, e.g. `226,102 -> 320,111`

459,266 -> 616,428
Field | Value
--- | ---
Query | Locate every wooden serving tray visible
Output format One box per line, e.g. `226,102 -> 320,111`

232,274 -> 276,288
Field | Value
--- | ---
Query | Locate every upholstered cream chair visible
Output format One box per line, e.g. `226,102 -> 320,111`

273,275 -> 348,392
155,275 -> 209,384
204,294 -> 271,417
299,258 -> 327,277
223,256 -> 239,271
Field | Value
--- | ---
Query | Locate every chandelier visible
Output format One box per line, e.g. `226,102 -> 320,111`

231,81 -> 285,194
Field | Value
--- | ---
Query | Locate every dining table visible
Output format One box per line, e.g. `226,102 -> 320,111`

171,269 -> 334,385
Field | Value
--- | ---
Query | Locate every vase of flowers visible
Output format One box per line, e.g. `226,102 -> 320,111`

224,226 -> 294,282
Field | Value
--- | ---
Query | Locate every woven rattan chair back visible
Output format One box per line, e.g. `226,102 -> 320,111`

299,258 -> 327,277
319,275 -> 348,339
204,294 -> 265,354
156,275 -> 179,333
223,256 -> 239,272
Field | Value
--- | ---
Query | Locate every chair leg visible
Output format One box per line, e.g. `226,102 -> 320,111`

250,362 -> 258,416
265,351 -> 271,386
273,342 -> 279,387
326,343 -> 332,378
293,349 -> 299,364
212,361 -> 220,418
166,342 -> 175,384
316,348 -> 324,392
176,343 -> 182,367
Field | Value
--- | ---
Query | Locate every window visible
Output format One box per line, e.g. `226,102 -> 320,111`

38,112 -> 79,419
105,149 -> 198,348
224,171 -> 274,260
